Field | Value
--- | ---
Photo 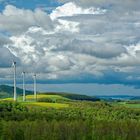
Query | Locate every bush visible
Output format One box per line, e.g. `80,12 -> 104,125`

37,98 -> 55,103
0,101 -> 28,112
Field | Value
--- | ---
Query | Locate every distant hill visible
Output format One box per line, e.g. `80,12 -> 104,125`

131,96 -> 140,100
0,85 -> 33,98
97,95 -> 140,101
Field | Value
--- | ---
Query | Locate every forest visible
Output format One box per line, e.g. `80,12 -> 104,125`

0,98 -> 140,140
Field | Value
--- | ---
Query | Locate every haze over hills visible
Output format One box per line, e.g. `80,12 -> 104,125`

96,95 -> 140,101
0,85 -> 33,98
1,85 -> 140,101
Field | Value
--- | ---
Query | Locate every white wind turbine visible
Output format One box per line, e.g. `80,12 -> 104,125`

33,73 -> 37,101
22,71 -> 26,101
25,72 -> 38,101
12,61 -> 17,101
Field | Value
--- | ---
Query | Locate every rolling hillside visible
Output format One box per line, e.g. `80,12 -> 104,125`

38,92 -> 100,102
0,85 -> 100,102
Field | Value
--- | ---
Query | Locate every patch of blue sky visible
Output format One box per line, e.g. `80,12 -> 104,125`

0,0 -> 63,13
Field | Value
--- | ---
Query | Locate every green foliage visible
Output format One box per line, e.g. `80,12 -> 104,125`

37,97 -> 56,103
0,101 -> 28,112
0,101 -> 140,139
0,120 -> 140,140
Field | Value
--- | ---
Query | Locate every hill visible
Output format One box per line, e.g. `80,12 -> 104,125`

0,85 -> 100,102
97,95 -> 140,101
0,85 -> 33,98
38,92 -> 100,102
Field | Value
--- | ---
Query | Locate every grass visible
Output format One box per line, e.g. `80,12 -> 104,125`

27,94 -> 70,100
113,102 -> 140,108
1,98 -> 14,101
21,102 -> 69,109
16,94 -> 70,102
22,94 -> 70,109
123,103 -> 140,108
0,94 -> 70,109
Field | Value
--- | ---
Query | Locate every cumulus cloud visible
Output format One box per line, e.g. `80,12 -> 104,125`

0,1 -> 140,87
0,34 -> 20,68
52,39 -> 127,58
0,5 -> 53,34
50,2 -> 106,20
58,0 -> 140,11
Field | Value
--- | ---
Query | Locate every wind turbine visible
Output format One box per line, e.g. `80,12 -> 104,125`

33,73 -> 37,101
22,71 -> 26,101
12,61 -> 17,101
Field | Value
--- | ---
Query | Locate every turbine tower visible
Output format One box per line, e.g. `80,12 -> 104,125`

13,61 -> 17,101
33,73 -> 37,101
22,71 -> 26,101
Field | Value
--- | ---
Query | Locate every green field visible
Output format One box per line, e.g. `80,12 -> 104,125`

21,102 -> 69,109
26,94 -> 70,101
117,102 -> 140,108
0,94 -> 70,109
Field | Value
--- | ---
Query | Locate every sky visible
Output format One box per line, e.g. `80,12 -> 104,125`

0,0 -> 140,95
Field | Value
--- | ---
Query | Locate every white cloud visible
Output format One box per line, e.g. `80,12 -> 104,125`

0,5 -> 53,35
126,43 -> 140,57
58,0 -> 140,11
0,1 -> 140,87
55,19 -> 80,33
50,2 -> 106,20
